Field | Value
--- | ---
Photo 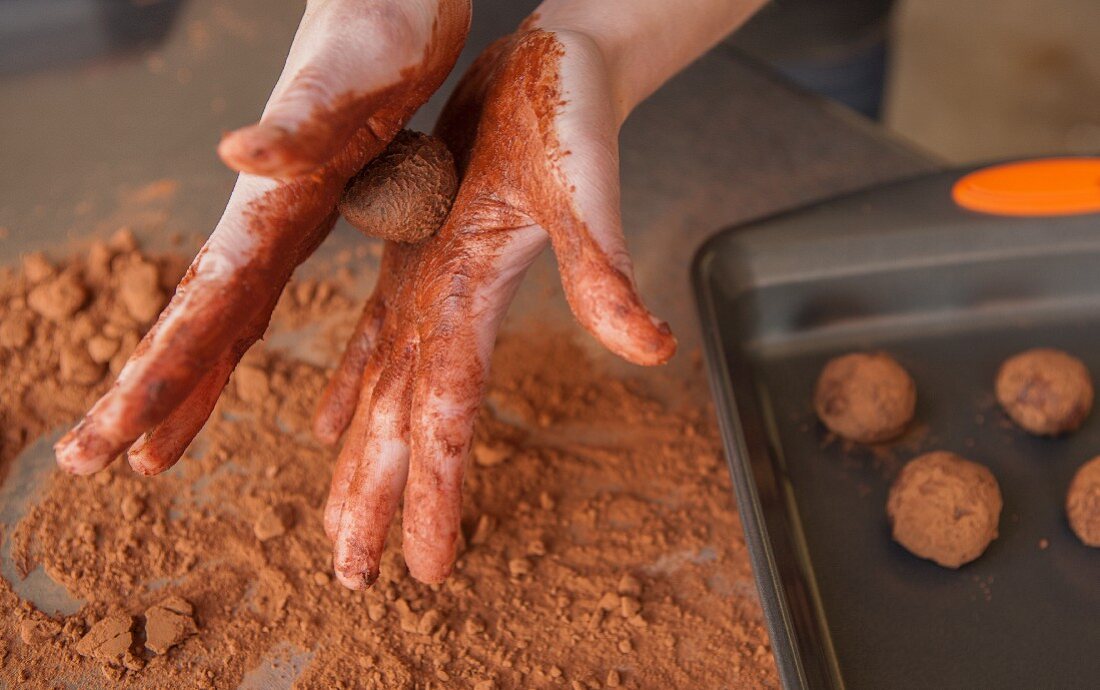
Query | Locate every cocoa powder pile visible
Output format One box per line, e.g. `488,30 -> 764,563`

0,238 -> 777,688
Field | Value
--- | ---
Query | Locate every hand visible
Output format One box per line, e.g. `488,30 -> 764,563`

54,0 -> 471,474
319,23 -> 680,589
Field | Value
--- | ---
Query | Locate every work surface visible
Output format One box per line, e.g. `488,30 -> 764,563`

0,1 -> 936,687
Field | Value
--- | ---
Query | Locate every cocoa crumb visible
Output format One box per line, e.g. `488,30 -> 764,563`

234,364 -> 270,404
597,592 -> 620,611
21,252 -> 55,283
470,513 -> 495,545
108,227 -> 137,253
59,343 -> 105,384
253,504 -> 292,541
18,619 -> 53,646
144,596 -> 197,654
417,609 -> 442,636
620,596 -> 642,618
28,271 -> 86,322
86,334 -> 120,363
367,602 -> 386,623
0,311 -> 33,348
117,259 -> 165,323
473,442 -> 511,467
119,494 -> 145,521
74,614 -> 132,662
508,557 -> 532,578
617,573 -> 643,597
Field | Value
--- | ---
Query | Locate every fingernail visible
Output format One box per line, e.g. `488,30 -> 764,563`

333,562 -> 378,590
217,124 -> 293,175
54,422 -> 113,475
126,444 -> 162,477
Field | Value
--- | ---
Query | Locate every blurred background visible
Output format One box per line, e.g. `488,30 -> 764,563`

731,0 -> 1100,162
888,0 -> 1100,162
1,0 -> 1098,235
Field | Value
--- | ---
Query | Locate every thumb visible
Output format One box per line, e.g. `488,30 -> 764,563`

219,0 -> 468,178
527,44 -> 676,366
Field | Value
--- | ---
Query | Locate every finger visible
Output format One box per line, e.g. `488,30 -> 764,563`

54,193 -> 338,475
536,38 -> 676,366
322,337 -> 394,539
218,0 -> 470,178
324,245 -> 422,536
313,243 -> 411,445
126,355 -> 235,476
402,225 -> 544,583
332,341 -> 417,589
462,30 -> 676,367
126,288 -> 282,476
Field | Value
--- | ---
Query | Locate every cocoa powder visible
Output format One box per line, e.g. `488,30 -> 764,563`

0,240 -> 777,688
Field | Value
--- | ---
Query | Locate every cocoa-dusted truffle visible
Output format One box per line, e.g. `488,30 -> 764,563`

338,129 -> 457,243
887,451 -> 1002,568
995,348 -> 1093,436
1066,456 -> 1100,547
813,352 -> 916,444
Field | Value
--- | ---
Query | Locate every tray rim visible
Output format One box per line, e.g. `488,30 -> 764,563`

689,169 -> 957,690
693,245 -> 814,690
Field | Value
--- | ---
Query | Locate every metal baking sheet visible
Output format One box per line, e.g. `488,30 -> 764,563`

692,165 -> 1100,689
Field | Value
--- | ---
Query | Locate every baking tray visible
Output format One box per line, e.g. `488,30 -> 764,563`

692,164 -> 1100,689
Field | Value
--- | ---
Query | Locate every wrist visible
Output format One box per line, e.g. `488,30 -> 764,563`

530,0 -> 766,120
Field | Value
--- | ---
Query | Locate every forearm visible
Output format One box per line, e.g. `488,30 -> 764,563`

532,0 -> 767,120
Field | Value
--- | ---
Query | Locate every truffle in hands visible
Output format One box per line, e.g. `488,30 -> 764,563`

995,348 -> 1093,436
814,352 -> 916,444
1066,456 -> 1100,547
887,451 -> 1002,568
339,130 -> 457,244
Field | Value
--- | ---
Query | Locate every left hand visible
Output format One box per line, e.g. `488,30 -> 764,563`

55,0 -> 471,475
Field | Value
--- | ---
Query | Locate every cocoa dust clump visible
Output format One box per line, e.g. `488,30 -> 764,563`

0,241 -> 778,688
144,596 -> 197,655
887,451 -> 1002,568
995,348 -> 1093,436
1066,456 -> 1100,547
814,352 -> 916,444
338,129 -> 457,243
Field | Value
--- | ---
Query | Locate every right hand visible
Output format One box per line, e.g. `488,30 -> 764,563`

54,0 -> 471,475
319,22 -> 678,588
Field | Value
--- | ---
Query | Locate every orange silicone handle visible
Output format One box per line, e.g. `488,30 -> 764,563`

952,157 -> 1100,217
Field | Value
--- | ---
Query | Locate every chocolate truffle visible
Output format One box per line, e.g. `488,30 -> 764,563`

995,348 -> 1093,436
887,451 -> 1002,568
339,129 -> 457,244
813,352 -> 916,444
1066,456 -> 1100,547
